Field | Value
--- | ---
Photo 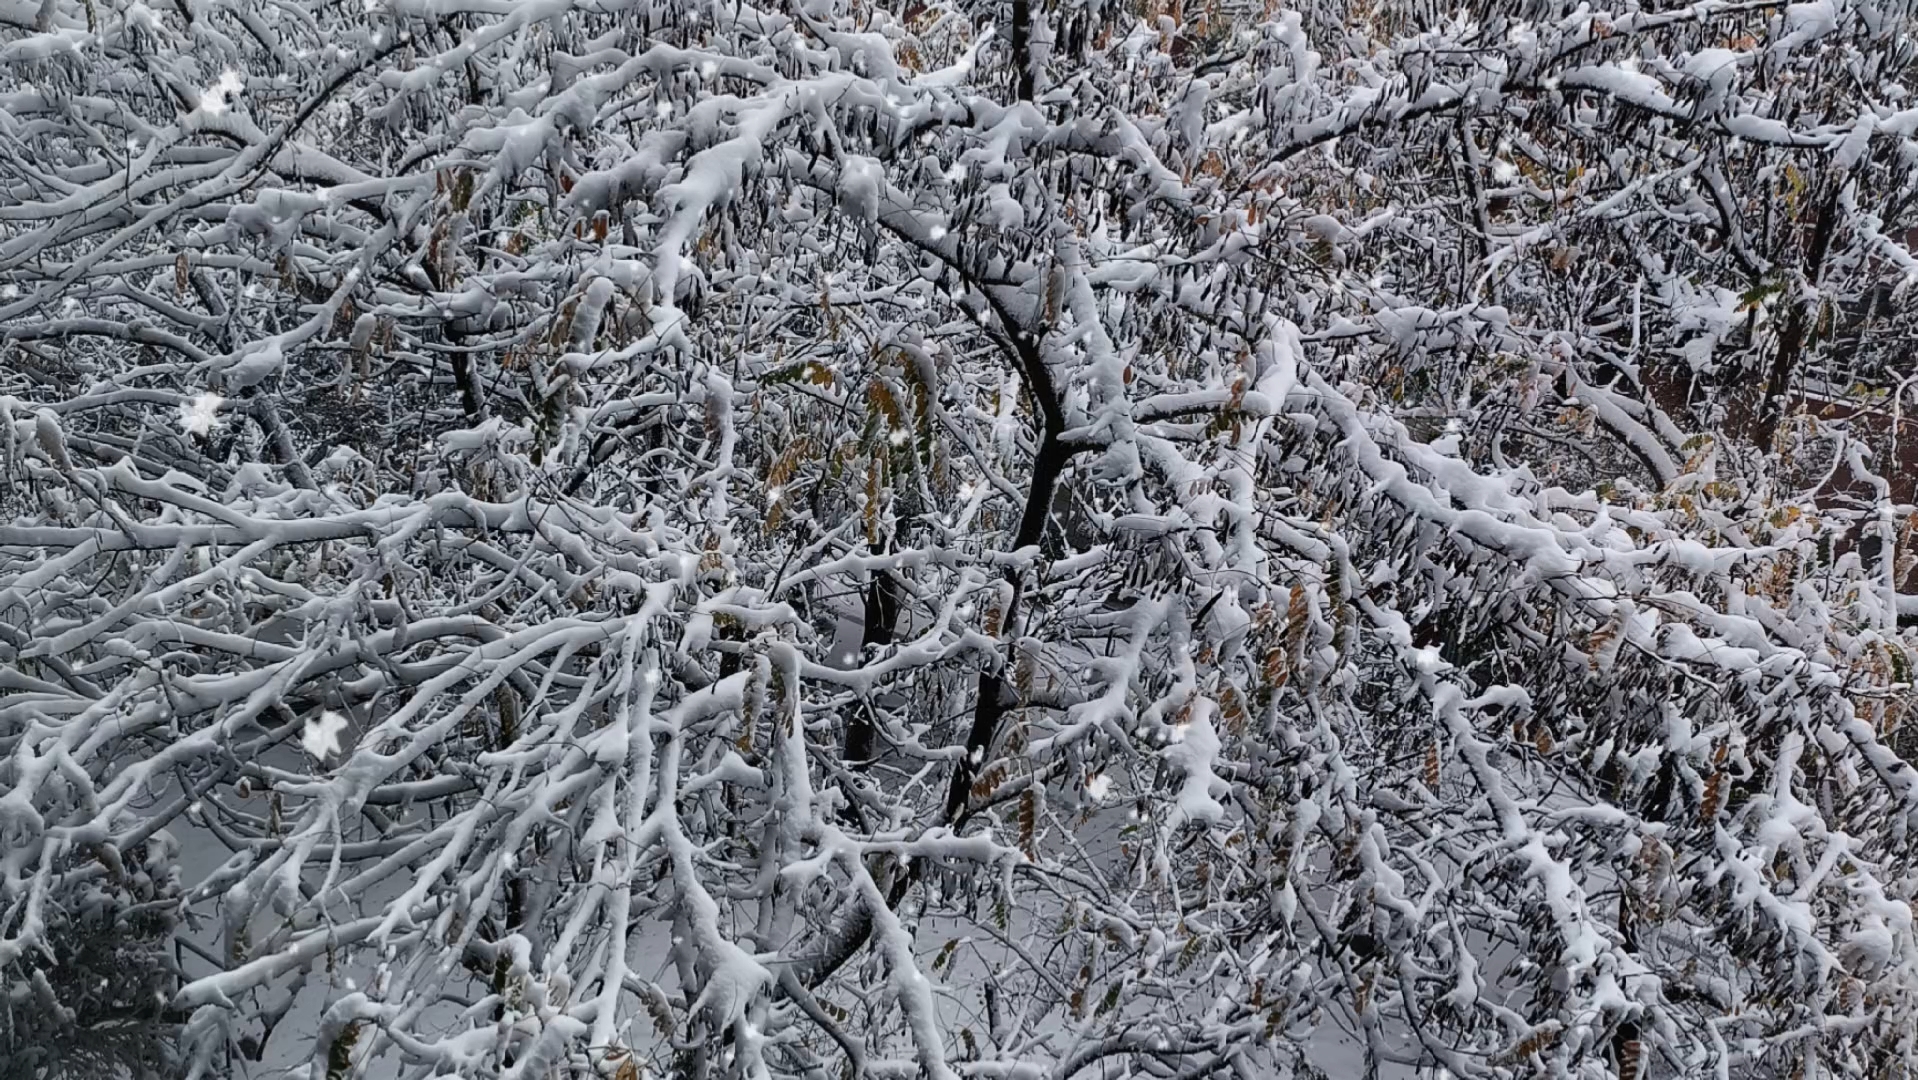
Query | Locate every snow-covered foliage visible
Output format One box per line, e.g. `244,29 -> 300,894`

4,0 -> 1918,1077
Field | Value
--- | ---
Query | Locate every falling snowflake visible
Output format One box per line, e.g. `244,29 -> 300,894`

302,710 -> 350,761
199,70 -> 245,115
179,391 -> 224,436
1085,773 -> 1112,801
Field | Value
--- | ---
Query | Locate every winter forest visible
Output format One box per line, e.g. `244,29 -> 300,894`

6,0 -> 1918,1076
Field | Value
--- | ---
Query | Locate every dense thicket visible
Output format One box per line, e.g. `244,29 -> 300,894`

4,0 -> 1918,1077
